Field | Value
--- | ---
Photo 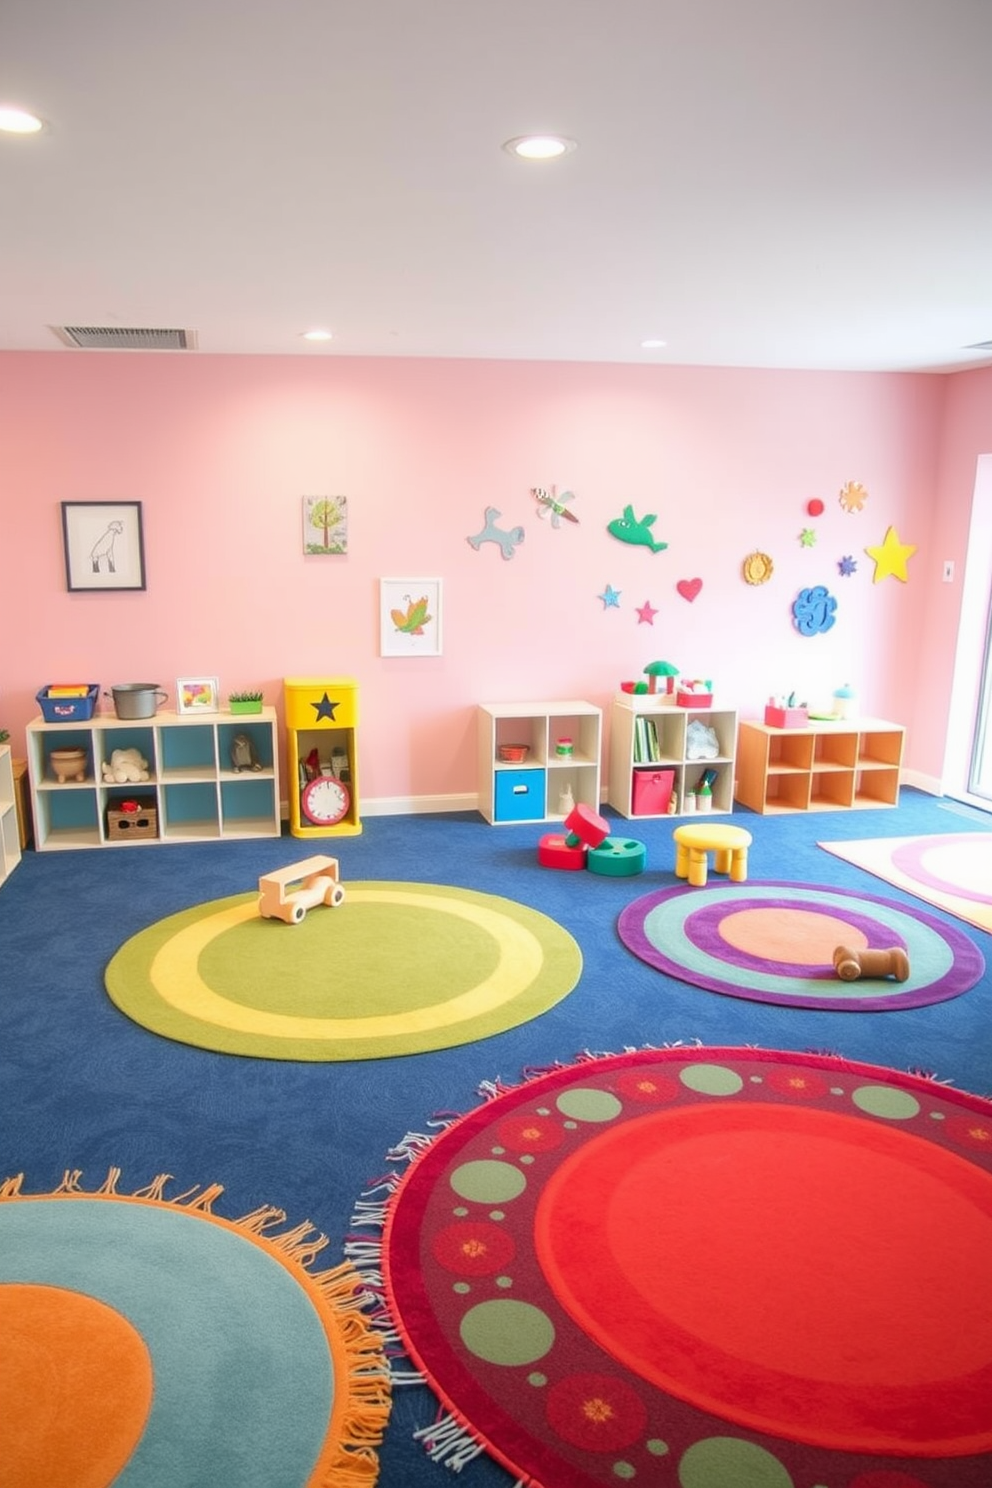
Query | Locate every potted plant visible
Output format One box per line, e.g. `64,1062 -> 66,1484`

228,689 -> 264,715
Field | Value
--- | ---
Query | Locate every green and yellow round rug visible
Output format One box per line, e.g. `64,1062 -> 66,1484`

105,881 -> 582,1061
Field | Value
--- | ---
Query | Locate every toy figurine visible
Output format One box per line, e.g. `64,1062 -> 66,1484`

231,733 -> 262,772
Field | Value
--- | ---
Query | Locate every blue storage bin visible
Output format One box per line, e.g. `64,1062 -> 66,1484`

495,768 -> 545,821
37,684 -> 100,722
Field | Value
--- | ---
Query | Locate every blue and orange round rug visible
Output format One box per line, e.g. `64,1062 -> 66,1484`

0,1170 -> 390,1487
375,1047 -> 992,1488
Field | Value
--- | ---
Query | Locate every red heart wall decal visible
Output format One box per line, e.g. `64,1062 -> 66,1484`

677,578 -> 702,602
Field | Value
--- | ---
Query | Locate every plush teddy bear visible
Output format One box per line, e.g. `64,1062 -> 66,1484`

101,746 -> 150,784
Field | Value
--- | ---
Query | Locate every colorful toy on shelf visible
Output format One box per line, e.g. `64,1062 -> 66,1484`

833,944 -> 910,983
644,660 -> 679,695
676,678 -> 713,707
607,505 -> 668,553
258,855 -> 345,925
230,733 -> 262,772
466,506 -> 525,560
765,692 -> 809,729
833,683 -> 858,720
100,747 -> 149,784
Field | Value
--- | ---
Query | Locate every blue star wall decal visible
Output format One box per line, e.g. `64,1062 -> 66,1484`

838,554 -> 858,576
598,584 -> 622,609
310,692 -> 339,721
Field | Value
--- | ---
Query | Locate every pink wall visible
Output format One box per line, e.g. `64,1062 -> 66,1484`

0,351 -> 966,805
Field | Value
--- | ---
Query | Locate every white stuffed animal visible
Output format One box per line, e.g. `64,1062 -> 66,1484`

101,746 -> 150,783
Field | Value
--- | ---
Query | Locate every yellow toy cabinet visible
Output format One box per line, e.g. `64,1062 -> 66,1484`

284,677 -> 362,837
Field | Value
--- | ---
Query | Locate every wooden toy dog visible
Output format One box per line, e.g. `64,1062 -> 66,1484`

833,944 -> 910,983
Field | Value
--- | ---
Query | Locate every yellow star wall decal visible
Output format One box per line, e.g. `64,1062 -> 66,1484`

865,525 -> 917,583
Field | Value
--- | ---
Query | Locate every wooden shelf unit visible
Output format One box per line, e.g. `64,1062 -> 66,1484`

735,717 -> 905,814
0,744 -> 22,885
608,698 -> 738,818
478,700 -> 602,824
25,708 -> 281,850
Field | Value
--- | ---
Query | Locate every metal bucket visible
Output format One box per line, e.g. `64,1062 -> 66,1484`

105,684 -> 168,719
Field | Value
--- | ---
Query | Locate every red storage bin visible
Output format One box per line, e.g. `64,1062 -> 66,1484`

632,768 -> 675,815
764,705 -> 808,728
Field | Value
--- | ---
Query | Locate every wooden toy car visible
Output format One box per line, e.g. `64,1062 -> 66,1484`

258,855 -> 345,924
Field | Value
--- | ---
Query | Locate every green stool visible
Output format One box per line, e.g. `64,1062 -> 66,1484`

587,835 -> 647,877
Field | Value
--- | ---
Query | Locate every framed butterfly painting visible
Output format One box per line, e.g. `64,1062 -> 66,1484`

379,577 -> 443,657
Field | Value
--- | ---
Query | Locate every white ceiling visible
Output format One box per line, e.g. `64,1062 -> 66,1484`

3,0 -> 992,372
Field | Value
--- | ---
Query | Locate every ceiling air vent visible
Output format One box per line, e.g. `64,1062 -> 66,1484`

51,326 -> 197,350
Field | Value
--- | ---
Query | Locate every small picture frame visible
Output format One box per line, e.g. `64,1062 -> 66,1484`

303,494 -> 349,555
177,676 -> 220,714
379,578 -> 443,657
61,501 -> 146,592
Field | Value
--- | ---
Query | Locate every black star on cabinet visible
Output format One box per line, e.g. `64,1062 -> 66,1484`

285,677 -> 361,837
310,692 -> 339,722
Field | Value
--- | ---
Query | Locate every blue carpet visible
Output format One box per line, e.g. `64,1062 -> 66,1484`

1,787 -> 990,1487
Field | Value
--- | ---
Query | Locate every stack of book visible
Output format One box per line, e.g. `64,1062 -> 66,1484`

633,715 -> 663,763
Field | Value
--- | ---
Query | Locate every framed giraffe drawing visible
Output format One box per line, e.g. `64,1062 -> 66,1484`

61,501 -> 146,592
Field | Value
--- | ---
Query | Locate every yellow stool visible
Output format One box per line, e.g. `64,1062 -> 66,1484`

674,823 -> 752,887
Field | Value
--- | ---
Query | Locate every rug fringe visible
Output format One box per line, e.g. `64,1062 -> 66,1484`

414,1409 -> 486,1470
0,1169 -> 393,1485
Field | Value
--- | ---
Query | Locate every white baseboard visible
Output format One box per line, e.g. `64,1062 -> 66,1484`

360,793 -> 478,817
900,769 -> 942,796
281,793 -> 478,821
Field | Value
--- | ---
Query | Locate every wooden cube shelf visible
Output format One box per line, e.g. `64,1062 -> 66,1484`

735,718 -> 905,815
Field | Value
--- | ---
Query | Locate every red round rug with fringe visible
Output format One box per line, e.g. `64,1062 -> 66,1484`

381,1047 -> 992,1488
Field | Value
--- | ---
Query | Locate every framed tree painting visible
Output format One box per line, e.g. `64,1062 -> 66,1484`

61,501 -> 146,591
303,495 -> 348,555
379,578 -> 443,657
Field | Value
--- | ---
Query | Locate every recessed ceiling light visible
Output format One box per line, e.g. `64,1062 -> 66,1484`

302,329 -> 333,342
503,135 -> 576,161
641,339 -> 667,349
0,106 -> 44,134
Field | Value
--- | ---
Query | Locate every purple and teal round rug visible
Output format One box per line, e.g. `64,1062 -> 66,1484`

617,881 -> 984,1011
